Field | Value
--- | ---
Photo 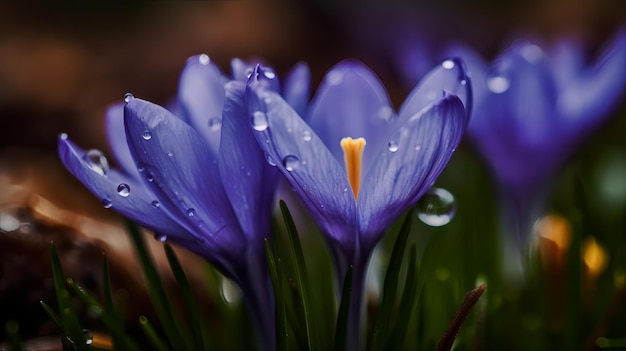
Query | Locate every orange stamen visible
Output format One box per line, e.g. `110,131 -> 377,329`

340,137 -> 366,200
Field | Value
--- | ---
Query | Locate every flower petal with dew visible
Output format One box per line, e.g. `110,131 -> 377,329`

247,59 -> 470,349
58,54 -> 307,351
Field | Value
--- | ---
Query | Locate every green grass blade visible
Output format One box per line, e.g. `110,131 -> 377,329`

101,255 -> 115,317
265,238 -> 288,351
390,243 -> 419,349
66,279 -> 141,351
164,243 -> 211,351
40,301 -> 62,329
370,214 -> 413,351
280,200 -> 319,350
125,221 -> 192,350
139,315 -> 170,351
48,244 -> 89,350
333,265 -> 353,351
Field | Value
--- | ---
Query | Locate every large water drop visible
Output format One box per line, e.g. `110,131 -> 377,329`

282,155 -> 301,171
251,111 -> 269,131
416,187 -> 456,226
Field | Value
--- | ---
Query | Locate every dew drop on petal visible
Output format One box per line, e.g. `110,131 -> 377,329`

208,117 -> 222,131
326,70 -> 344,86
198,54 -> 210,65
151,200 -> 160,208
101,199 -> 112,209
388,141 -> 399,152
186,208 -> 196,217
167,151 -> 174,157
116,183 -> 130,197
282,155 -> 300,171
486,74 -> 510,94
442,59 -> 455,70
251,111 -> 269,131
303,130 -> 312,142
377,106 -> 394,121
263,70 -> 276,79
137,163 -> 145,172
415,144 -> 422,151
416,187 -> 456,227
460,79 -> 467,86
142,130 -> 152,140
146,173 -> 154,183
124,93 -> 134,103
83,149 -> 109,176
266,154 -> 277,166
245,67 -> 254,79
154,233 -> 168,242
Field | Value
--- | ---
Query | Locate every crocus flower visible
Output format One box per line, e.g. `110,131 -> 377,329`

450,28 -> 626,260
58,54 -> 311,351
246,59 -> 471,349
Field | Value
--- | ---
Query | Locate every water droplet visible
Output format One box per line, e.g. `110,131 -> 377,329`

83,150 -> 109,176
198,54 -> 210,65
460,79 -> 467,86
208,117 -> 222,131
82,329 -> 93,345
251,111 -> 269,131
101,199 -> 112,209
60,133 -> 68,140
124,93 -> 134,103
151,200 -> 160,208
388,141 -> 399,152
220,277 -> 241,304
146,174 -> 154,182
282,155 -> 300,171
521,44 -> 543,63
245,68 -> 254,78
0,212 -> 20,232
186,208 -> 196,217
416,187 -> 456,227
142,130 -> 152,140
303,130 -> 312,141
154,233 -> 168,242
442,59 -> 455,70
415,144 -> 422,151
266,154 -> 277,166
117,183 -> 130,197
343,188 -> 348,192
326,70 -> 344,86
486,74 -> 510,94
137,163 -> 145,172
263,70 -> 276,79
377,106 -> 394,121
167,151 -> 174,157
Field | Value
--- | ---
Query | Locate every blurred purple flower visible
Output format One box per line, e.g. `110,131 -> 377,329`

58,54 -> 311,351
245,59 -> 471,349
450,28 -> 626,253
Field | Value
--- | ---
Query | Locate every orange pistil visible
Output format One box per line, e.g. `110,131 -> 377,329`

340,137 -> 366,200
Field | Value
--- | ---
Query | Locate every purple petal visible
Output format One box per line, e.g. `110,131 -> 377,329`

246,79 -> 358,251
123,97 -> 245,251
231,58 -> 252,82
556,28 -> 626,125
306,60 -> 395,173
177,54 -> 225,155
442,44 -> 487,109
399,57 -> 472,126
58,134 -> 188,238
219,81 -> 279,241
358,95 -> 466,248
105,102 -> 142,179
282,62 -> 311,117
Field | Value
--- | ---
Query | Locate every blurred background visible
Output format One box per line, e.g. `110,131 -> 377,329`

1,0 -> 626,349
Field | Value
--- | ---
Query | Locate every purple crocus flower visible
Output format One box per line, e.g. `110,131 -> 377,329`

450,29 -> 626,261
246,59 -> 471,349
58,54 -> 311,351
